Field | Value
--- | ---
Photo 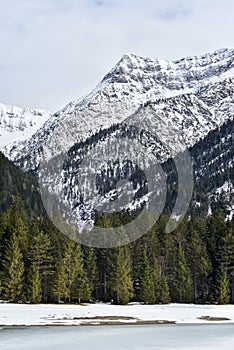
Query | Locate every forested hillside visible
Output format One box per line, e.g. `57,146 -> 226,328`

157,118 -> 233,221
190,118 -> 234,216
0,152 -> 44,216
0,200 -> 233,305
0,116 -> 233,305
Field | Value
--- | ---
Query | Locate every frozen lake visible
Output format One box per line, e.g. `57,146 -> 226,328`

0,324 -> 234,350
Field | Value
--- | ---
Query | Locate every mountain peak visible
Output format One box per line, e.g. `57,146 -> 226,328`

113,48 -> 234,72
2,47 -> 234,166
0,103 -> 51,148
119,53 -> 140,61
101,48 -> 234,90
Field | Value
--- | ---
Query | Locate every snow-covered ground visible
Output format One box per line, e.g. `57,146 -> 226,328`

0,303 -> 234,326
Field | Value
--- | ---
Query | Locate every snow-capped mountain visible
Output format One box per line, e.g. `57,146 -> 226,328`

3,47 -> 234,170
0,48 -> 234,234
0,103 -> 51,149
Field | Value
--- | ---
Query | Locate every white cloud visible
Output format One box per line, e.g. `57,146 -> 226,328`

0,0 -> 233,111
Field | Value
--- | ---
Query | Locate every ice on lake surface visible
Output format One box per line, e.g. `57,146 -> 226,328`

0,324 -> 234,350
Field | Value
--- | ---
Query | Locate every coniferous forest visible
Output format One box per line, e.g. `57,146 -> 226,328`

0,145 -> 234,305
0,195 -> 234,305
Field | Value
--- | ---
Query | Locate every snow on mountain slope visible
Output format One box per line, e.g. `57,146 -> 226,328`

126,94 -> 216,155
211,181 -> 234,220
1,48 -> 234,237
128,77 -> 234,153
0,103 -> 51,149
102,48 -> 234,95
188,116 -> 234,219
3,48 -> 234,171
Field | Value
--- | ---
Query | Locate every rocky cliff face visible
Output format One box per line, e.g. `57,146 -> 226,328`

0,48 -> 234,232
2,48 -> 234,169
0,102 -> 51,150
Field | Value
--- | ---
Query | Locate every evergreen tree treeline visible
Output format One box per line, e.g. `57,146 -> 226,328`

0,197 -> 233,305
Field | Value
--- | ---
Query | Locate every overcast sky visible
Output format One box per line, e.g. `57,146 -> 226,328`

0,0 -> 234,111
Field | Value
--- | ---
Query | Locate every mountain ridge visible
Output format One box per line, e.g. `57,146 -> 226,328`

2,47 -> 234,168
0,48 -> 234,231
0,102 -> 51,151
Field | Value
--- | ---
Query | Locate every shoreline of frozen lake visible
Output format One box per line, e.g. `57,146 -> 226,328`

1,303 -> 234,326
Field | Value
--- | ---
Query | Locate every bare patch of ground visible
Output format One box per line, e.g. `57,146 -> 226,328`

72,316 -> 135,321
197,316 -> 231,321
48,315 -> 176,326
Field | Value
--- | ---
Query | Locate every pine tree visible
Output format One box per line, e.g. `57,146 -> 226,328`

205,210 -> 227,264
62,241 -> 90,303
3,233 -> 24,302
218,229 -> 234,303
0,211 -> 9,272
215,266 -> 230,304
83,246 -> 98,300
28,263 -> 42,303
131,240 -> 144,300
8,195 -> 29,255
152,257 -> 170,304
152,258 -> 161,303
188,226 -> 211,303
157,214 -> 176,284
95,248 -> 108,301
53,262 -> 67,303
27,230 -> 54,302
72,243 -> 91,304
159,275 -> 171,304
109,246 -> 133,305
172,245 -> 193,303
62,241 -> 77,302
139,250 -> 155,304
